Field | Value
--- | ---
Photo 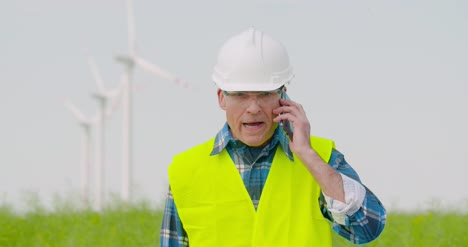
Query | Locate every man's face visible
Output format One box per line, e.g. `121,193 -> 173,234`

217,88 -> 282,147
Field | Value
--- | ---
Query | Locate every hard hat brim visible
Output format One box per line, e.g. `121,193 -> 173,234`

214,80 -> 288,92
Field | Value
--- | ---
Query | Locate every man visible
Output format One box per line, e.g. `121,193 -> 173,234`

161,27 -> 386,246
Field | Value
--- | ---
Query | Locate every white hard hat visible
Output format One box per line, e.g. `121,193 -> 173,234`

212,27 -> 294,91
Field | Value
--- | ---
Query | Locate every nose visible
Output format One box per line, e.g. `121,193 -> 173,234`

245,96 -> 262,114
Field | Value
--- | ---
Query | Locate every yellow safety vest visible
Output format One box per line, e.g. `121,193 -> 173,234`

168,136 -> 335,247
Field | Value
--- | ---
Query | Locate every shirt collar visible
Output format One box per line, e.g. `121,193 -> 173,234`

210,122 -> 294,161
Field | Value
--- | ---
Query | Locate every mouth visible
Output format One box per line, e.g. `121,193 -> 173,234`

243,122 -> 265,129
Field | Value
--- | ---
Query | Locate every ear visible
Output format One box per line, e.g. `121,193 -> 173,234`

217,89 -> 227,110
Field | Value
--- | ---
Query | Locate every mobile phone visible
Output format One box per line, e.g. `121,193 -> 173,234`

280,91 -> 294,141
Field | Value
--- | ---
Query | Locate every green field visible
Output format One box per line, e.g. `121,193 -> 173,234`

1,201 -> 467,247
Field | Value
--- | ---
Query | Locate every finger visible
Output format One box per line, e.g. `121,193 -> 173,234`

273,104 -> 301,115
278,98 -> 293,106
279,98 -> 301,107
273,106 -> 291,115
273,113 -> 296,123
280,99 -> 305,113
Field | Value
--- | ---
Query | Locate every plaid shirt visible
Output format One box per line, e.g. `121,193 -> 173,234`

160,123 -> 386,246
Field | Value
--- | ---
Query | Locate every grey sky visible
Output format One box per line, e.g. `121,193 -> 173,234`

1,0 -> 467,212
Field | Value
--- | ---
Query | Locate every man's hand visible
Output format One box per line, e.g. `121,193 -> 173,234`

273,98 -> 345,203
273,98 -> 312,156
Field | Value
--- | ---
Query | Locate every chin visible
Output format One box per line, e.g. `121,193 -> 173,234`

241,136 -> 268,147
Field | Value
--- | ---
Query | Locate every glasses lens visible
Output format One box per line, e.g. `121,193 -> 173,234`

223,89 -> 281,106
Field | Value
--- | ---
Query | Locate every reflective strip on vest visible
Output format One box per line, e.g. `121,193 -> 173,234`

169,136 -> 335,247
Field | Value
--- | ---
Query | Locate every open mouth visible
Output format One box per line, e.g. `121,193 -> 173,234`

243,122 -> 264,128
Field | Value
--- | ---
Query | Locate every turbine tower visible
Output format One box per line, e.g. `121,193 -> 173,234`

115,0 -> 190,203
88,56 -> 121,211
64,99 -> 95,207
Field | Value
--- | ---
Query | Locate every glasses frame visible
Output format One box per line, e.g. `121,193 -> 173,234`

222,86 -> 285,97
221,86 -> 285,107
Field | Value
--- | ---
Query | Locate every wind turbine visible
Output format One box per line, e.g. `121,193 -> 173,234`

64,99 -> 95,207
114,0 -> 190,203
88,56 -> 122,211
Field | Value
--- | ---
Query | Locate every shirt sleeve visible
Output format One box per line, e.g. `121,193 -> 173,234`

322,173 -> 366,224
160,188 -> 189,247
320,149 -> 387,244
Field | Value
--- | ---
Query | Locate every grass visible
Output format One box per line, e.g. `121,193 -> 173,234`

333,211 -> 468,247
1,199 -> 467,247
0,200 -> 162,247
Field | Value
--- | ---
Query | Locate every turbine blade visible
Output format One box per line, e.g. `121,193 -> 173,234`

87,56 -> 106,92
64,99 -> 88,123
134,56 -> 174,80
134,56 -> 190,88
